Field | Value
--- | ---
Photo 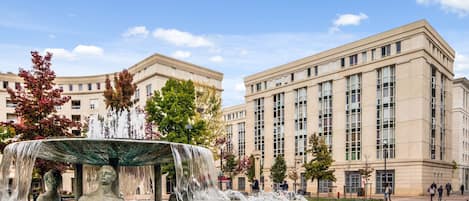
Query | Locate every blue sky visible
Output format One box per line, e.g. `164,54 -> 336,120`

1,0 -> 468,107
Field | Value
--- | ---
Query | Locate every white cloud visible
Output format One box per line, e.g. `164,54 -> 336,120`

330,13 -> 368,33
455,53 -> 469,77
209,55 -> 223,63
171,50 -> 192,59
73,45 -> 103,56
48,34 -> 56,39
417,0 -> 469,16
44,48 -> 76,60
44,45 -> 103,61
153,28 -> 213,47
235,82 -> 245,93
122,26 -> 149,38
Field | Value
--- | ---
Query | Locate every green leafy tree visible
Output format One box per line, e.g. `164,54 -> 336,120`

103,69 -> 136,114
304,133 -> 336,200
0,126 -> 15,152
271,156 -> 287,187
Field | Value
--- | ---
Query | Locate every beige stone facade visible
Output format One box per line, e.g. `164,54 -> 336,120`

0,53 -> 223,197
452,77 -> 469,191
223,20 -> 456,196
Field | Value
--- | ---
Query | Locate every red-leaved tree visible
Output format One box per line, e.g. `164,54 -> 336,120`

103,69 -> 136,114
2,51 -> 79,140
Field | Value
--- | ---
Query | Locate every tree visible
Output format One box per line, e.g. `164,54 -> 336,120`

1,51 -> 78,142
270,156 -> 287,188
0,126 -> 15,152
304,133 -> 336,200
146,79 -> 199,144
103,69 -> 136,114
246,155 -> 256,182
223,153 -> 237,179
358,157 -> 373,197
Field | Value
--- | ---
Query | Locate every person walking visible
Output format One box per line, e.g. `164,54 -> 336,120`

445,182 -> 452,196
461,184 -> 465,195
437,185 -> 443,201
384,184 -> 392,201
428,185 -> 435,201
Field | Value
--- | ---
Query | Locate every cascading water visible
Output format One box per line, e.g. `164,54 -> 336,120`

87,108 -> 147,139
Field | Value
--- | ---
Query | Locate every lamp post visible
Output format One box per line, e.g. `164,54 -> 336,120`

383,139 -> 388,200
185,124 -> 192,144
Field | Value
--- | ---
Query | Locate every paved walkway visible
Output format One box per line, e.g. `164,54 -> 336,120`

385,194 -> 469,201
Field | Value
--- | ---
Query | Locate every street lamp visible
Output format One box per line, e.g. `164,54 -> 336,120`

383,139 -> 388,200
185,124 -> 192,144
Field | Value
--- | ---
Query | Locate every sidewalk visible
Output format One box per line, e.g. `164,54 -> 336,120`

389,194 -> 469,201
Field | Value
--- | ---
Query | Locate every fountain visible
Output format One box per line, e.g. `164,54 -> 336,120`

0,107 -> 307,201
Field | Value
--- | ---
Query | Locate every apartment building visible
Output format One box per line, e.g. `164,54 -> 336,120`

224,20 -> 455,196
452,77 -> 469,191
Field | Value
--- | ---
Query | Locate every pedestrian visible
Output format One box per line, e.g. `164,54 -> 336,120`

445,182 -> 452,196
437,185 -> 443,201
461,184 -> 465,195
384,184 -> 392,201
283,181 -> 289,191
252,179 -> 259,194
428,185 -> 435,201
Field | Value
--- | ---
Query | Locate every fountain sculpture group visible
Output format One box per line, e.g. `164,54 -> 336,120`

0,109 -> 306,201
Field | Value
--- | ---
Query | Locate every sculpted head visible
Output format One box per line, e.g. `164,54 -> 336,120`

99,165 -> 117,185
44,169 -> 62,190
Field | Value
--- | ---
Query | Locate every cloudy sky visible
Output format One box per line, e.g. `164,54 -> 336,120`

0,0 -> 468,107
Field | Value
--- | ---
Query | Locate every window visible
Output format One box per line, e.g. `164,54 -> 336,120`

341,58 -> 345,67
345,171 -> 361,193
346,74 -> 362,160
273,92 -> 285,158
291,73 -> 294,82
376,170 -> 395,194
134,88 -> 140,101
69,84 -> 73,91
430,67 -> 437,159
90,99 -> 98,110
371,49 -> 376,61
78,84 -> 83,91
254,98 -> 265,164
250,85 -> 254,93
264,81 -> 267,90
349,54 -> 358,66
314,66 -> 318,76
377,65 -> 396,159
88,83 -> 92,91
295,87 -> 307,161
72,115 -> 81,123
362,52 -> 367,64
6,99 -> 16,108
238,122 -> 246,157
238,177 -> 246,191
256,83 -> 262,91
146,84 -> 152,96
15,82 -> 20,90
381,45 -> 391,58
6,113 -> 17,123
226,125 -> 233,153
2,81 -> 8,89
319,180 -> 332,193
96,82 -> 101,90
319,81 -> 333,152
71,130 -> 81,136
396,41 -> 401,54
71,100 -> 81,109
307,68 -> 311,77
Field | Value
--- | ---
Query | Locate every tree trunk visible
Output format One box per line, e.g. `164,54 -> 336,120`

317,179 -> 319,201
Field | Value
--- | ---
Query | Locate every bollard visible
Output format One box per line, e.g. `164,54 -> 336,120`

337,192 -> 340,199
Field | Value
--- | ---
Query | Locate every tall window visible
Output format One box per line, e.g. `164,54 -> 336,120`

349,54 -> 358,66
430,67 -> 437,159
376,170 -> 395,194
319,81 -> 333,151
238,122 -> 246,157
78,84 -> 83,91
87,83 -> 92,91
377,65 -> 396,159
440,74 -> 446,160
226,125 -> 233,153
371,49 -> 376,61
345,171 -> 361,193
346,74 -> 361,160
273,93 -> 285,158
396,41 -> 401,54
361,52 -> 367,64
146,84 -> 152,97
2,81 -> 7,89
381,45 -> 391,58
254,98 -> 265,164
295,87 -> 307,161
69,84 -> 73,91
319,180 -> 332,193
